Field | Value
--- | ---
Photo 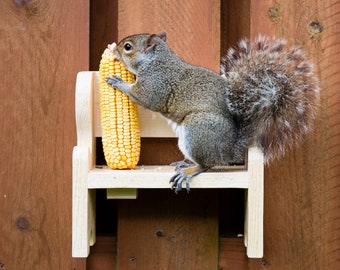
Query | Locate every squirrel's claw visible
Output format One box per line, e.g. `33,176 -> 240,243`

170,170 -> 191,193
169,165 -> 206,193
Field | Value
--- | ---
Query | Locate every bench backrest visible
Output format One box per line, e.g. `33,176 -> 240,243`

75,71 -> 177,167
92,72 -> 176,138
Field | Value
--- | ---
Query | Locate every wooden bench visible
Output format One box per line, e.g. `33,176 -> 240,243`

72,71 -> 264,258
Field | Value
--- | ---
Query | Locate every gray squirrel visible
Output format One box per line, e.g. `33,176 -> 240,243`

106,31 -> 320,192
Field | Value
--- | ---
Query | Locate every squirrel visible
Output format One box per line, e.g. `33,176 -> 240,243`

106,31 -> 320,192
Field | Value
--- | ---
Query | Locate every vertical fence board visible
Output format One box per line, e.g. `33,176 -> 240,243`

250,1 -> 340,269
90,0 -> 118,71
218,238 -> 248,270
117,190 -> 218,270
117,0 -> 220,71
114,1 -> 220,269
221,0 -> 250,55
0,1 -> 89,269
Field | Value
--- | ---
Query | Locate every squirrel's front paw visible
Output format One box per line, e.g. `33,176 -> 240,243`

106,75 -> 124,88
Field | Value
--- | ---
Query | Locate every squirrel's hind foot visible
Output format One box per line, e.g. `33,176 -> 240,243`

169,165 -> 206,193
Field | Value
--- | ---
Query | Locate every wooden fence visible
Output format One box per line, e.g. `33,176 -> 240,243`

1,0 -> 339,269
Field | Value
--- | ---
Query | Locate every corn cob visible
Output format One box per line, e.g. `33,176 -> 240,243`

99,44 -> 141,169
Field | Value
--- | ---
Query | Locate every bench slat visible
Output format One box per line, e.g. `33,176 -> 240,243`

88,166 -> 249,189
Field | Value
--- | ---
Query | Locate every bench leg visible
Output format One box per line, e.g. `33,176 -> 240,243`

244,147 -> 264,258
72,146 -> 96,257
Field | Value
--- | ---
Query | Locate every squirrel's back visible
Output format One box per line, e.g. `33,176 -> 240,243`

221,36 -> 320,163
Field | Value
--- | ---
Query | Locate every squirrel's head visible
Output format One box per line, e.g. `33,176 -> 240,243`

113,31 -> 167,74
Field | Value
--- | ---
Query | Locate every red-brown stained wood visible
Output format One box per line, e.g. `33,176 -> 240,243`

87,237 -> 254,270
139,138 -> 184,165
218,238 -> 248,270
90,0 -> 118,71
0,0 -> 89,269
72,258 -> 87,270
87,236 -> 117,269
117,0 -> 221,72
251,1 -> 340,270
221,0 -> 250,55
117,190 -> 218,270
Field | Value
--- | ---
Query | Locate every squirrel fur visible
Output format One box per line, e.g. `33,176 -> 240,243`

106,31 -> 320,192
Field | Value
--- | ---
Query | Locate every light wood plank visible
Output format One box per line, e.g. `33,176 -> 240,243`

87,166 -> 249,189
244,147 -> 264,258
106,188 -> 138,199
75,72 -> 95,167
72,146 -> 92,257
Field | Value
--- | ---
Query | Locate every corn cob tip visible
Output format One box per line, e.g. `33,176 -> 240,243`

107,42 -> 117,52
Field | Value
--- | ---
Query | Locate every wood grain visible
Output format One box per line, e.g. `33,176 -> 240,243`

87,236 -> 117,269
90,0 -> 118,71
220,0 -> 250,55
117,0 -> 221,71
117,189 -> 218,270
0,0 -> 89,269
219,238 -> 247,270
87,236 -> 251,270
251,1 -> 340,269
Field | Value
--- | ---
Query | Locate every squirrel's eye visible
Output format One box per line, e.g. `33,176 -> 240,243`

124,43 -> 133,52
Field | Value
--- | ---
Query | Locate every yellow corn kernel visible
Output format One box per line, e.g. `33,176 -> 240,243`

99,45 -> 141,169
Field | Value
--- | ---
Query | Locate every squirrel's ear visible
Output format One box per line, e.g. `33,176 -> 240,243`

145,35 -> 156,53
145,32 -> 166,53
157,31 -> 166,41
144,33 -> 160,53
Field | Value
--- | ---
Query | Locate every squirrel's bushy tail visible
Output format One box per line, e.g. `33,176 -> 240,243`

221,36 -> 320,163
